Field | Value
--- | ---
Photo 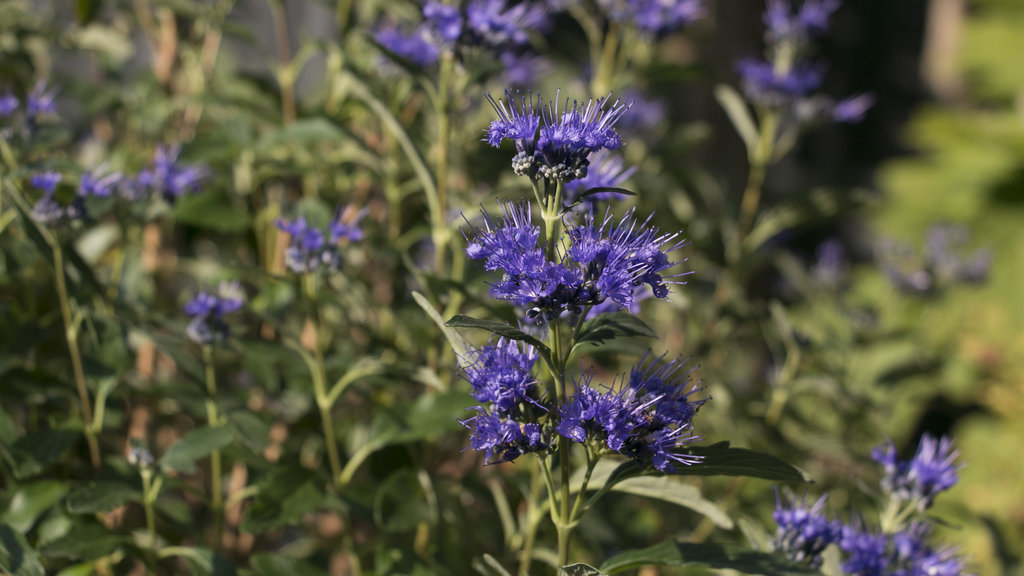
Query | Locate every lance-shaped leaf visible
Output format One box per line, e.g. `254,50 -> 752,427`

572,313 -> 658,352
562,563 -> 609,576
159,426 -> 235,474
678,442 -> 813,483
601,541 -> 822,574
445,315 -> 551,363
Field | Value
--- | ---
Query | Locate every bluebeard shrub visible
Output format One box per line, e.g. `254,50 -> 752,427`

276,205 -> 366,274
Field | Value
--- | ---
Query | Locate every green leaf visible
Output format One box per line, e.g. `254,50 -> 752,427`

412,292 -> 470,364
679,442 -> 813,483
10,429 -> 80,479
0,524 -> 45,576
65,481 -> 141,514
573,313 -> 658,349
574,187 -> 636,201
600,541 -> 821,574
249,553 -> 328,576
606,476 -> 733,529
173,192 -> 252,233
444,315 -> 550,359
562,563 -> 609,576
160,546 -> 236,576
254,117 -> 346,151
227,411 -> 271,454
714,84 -> 760,154
40,523 -> 127,560
241,467 -> 325,534
1,481 -> 68,533
159,426 -> 235,474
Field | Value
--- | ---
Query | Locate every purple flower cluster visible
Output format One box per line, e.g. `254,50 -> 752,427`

463,202 -> 686,321
772,492 -> 842,568
485,90 -> 630,182
125,145 -> 208,204
30,167 -> 123,225
556,357 -> 705,472
185,281 -> 244,345
461,339 -> 548,464
737,1 -> 872,123
276,206 -> 366,274
375,0 -> 549,69
0,81 -> 58,135
771,435 -> 968,574
595,0 -> 703,35
872,434 -> 960,511
877,224 -> 991,295
840,522 -> 966,576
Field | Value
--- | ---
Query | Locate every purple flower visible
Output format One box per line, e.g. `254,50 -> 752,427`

615,90 -> 666,137
0,93 -> 17,117
185,281 -> 244,344
30,172 -> 62,193
832,93 -> 875,123
462,409 -> 546,464
736,58 -> 823,108
465,0 -> 550,48
877,224 -> 990,295
424,1 -> 463,45
463,202 -> 688,321
375,24 -> 442,67
812,239 -> 845,288
129,145 -> 207,203
840,524 -> 891,576
79,167 -> 123,198
772,491 -> 842,568
499,50 -> 550,88
764,0 -> 839,45
485,89 -> 630,182
277,206 -> 365,274
871,434 -> 960,510
597,0 -> 703,35
556,357 -> 705,472
463,339 -> 541,416
26,81 -> 58,120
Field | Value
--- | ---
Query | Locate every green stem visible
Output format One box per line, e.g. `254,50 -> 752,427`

568,447 -> 596,522
736,111 -> 778,245
304,274 -> 344,489
140,466 -> 160,569
268,0 -> 296,125
592,23 -> 620,96
202,346 -> 224,550
53,243 -> 101,470
433,53 -> 454,273
517,460 -> 545,576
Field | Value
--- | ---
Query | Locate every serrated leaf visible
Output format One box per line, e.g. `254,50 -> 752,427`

65,481 -> 141,514
249,553 -> 329,576
444,315 -> 550,359
10,428 -> 80,479
600,541 -> 821,574
159,426 -> 235,474
715,84 -> 760,154
574,313 -> 658,348
562,563 -> 609,576
0,524 -> 45,576
412,291 -> 470,365
679,442 -> 812,483
1,481 -> 68,533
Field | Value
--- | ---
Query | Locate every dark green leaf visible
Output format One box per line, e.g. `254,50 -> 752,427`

678,442 -> 813,483
39,523 -> 126,560
10,429 -> 80,479
444,315 -> 549,358
66,481 -> 141,514
174,192 -> 252,233
241,466 -> 325,534
0,524 -> 45,576
1,481 -> 68,533
164,546 -> 237,576
574,187 -> 636,201
250,554 -> 328,576
600,541 -> 821,574
574,313 -> 658,348
159,426 -> 235,474
228,412 -> 271,454
562,563 -> 609,576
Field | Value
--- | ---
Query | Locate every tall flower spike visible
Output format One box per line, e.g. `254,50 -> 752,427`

871,434 -> 960,511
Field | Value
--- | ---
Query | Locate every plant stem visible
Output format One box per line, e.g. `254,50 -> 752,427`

736,111 -> 778,244
202,345 -> 224,550
268,0 -> 296,125
433,53 -> 454,273
517,460 -> 545,576
304,274 -> 344,489
53,243 -> 101,470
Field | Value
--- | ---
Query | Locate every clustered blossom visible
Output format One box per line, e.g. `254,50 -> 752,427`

772,492 -> 843,569
556,357 -> 705,471
877,224 -> 991,295
872,434 -> 960,511
184,281 -> 244,345
276,206 -> 366,274
564,150 -> 636,208
737,0 -> 872,124
840,522 -> 966,576
596,0 -> 703,35
461,339 -> 548,464
30,167 -> 123,225
485,90 -> 630,182
772,435 -> 968,574
126,145 -> 208,204
463,202 -> 687,321
375,0 -> 549,69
